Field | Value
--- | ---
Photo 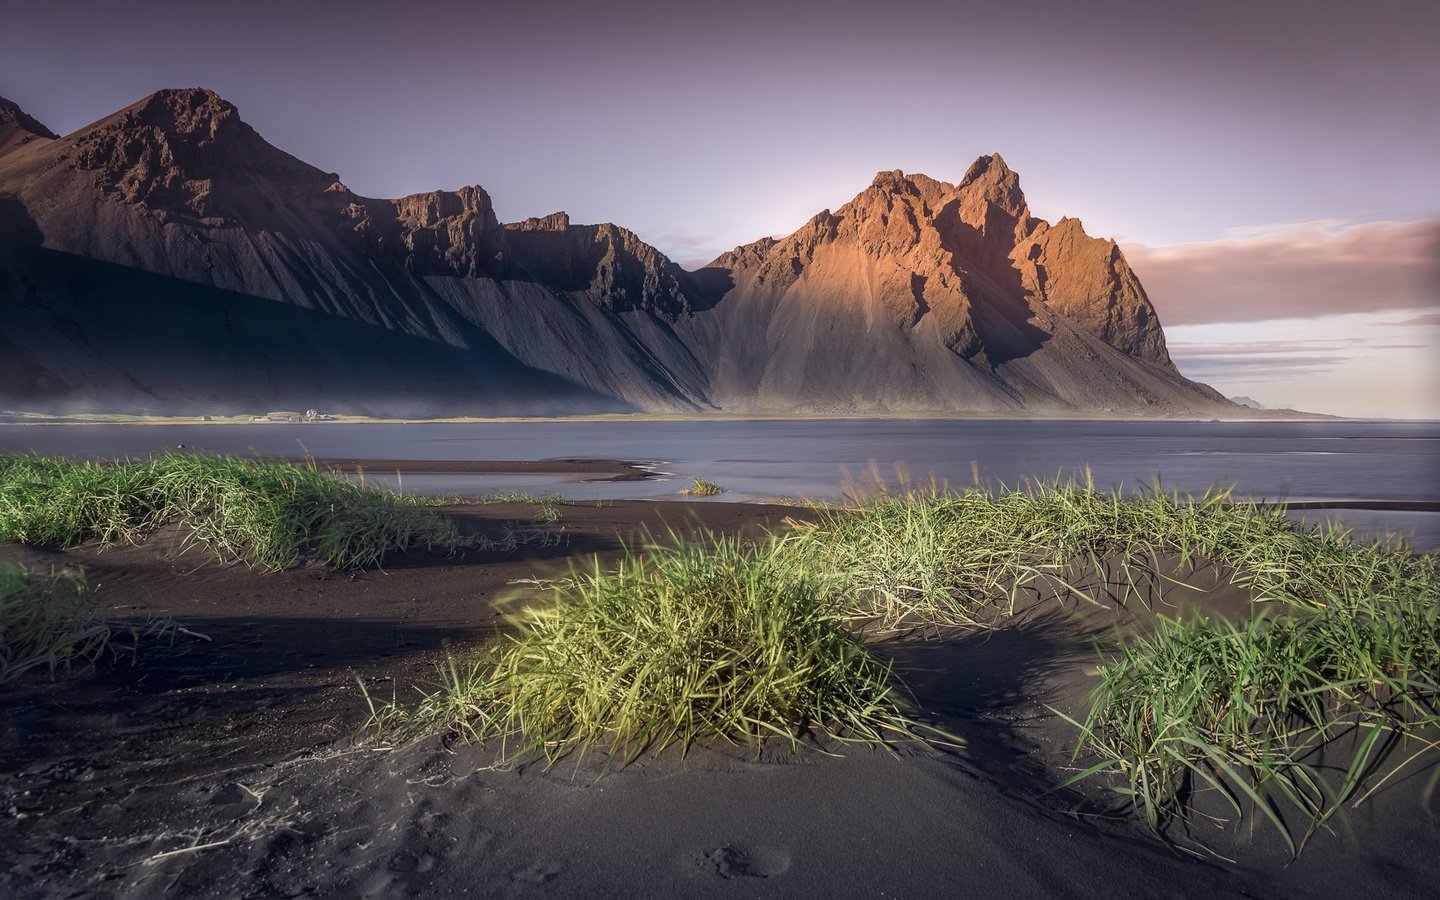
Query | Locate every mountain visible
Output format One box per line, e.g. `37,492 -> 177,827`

677,159 -> 1217,413
1230,396 -> 1267,409
0,88 -> 1230,417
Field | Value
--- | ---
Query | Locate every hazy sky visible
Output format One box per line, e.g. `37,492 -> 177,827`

3,0 -> 1437,417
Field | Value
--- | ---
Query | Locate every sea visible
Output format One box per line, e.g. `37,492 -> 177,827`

3,419 -> 1438,550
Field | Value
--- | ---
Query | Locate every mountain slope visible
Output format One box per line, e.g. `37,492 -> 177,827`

0,89 -> 710,415
0,89 -> 1228,416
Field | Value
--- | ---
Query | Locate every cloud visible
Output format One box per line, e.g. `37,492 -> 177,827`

1163,311 -> 1440,418
1390,312 -> 1440,327
1167,338 -> 1352,355
1171,355 -> 1343,383
1169,332 -> 1368,387
650,230 -> 725,250
1123,219 -> 1440,326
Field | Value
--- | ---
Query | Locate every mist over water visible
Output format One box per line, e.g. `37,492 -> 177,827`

3,419 -> 1437,548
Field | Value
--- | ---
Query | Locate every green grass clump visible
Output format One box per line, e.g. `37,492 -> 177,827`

474,489 -> 565,523
360,476 -> 1438,834
476,489 -> 545,504
679,477 -> 725,496
786,480 -> 1320,629
0,564 -> 110,681
1066,542 -> 1440,853
0,563 -> 175,681
0,453 -> 487,570
366,531 -> 912,762
784,480 -> 1440,849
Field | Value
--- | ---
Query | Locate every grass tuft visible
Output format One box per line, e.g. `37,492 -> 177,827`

0,564 -> 110,681
474,489 -> 565,523
679,477 -> 726,497
364,530 -> 913,763
0,453 -> 496,570
1064,540 -> 1439,853
786,481 -> 1325,629
785,480 -> 1439,847
0,564 -> 177,682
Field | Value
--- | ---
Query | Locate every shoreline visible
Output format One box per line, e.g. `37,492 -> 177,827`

271,457 -> 662,482
9,447 -> 1440,514
0,408 -> 1376,426
273,463 -> 1440,515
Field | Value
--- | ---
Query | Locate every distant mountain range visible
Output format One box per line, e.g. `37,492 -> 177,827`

0,89 -> 1235,416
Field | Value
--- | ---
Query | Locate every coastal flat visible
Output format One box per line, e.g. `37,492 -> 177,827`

1,500 -> 1435,898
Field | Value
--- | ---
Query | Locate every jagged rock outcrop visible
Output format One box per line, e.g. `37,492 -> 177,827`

361,187 -> 507,278
503,212 -> 699,318
0,88 -> 1229,416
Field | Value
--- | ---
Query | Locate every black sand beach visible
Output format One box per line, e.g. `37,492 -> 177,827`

2,490 -> 1436,898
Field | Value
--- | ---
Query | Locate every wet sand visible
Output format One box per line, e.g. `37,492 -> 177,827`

272,457 -> 662,482
1,499 -> 1435,898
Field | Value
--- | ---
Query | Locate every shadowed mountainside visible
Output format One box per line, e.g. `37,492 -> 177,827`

0,88 -> 1229,416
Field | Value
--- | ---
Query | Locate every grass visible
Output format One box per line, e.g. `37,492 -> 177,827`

473,489 -> 565,523
0,564 -> 109,681
785,480 -> 1439,848
6,452 -> 1422,851
1063,536 -> 1439,854
784,479 -> 1333,629
0,563 -> 175,682
356,476 -> 1437,850
0,453 -> 499,570
679,477 -> 725,496
362,530 -> 913,763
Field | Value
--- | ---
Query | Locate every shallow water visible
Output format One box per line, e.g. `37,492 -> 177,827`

4,419 -> 1438,548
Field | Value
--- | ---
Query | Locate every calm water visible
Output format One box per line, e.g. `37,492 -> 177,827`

4,419 -> 1438,548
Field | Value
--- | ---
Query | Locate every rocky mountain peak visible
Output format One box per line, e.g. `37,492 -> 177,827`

391,186 -> 495,227
870,168 -> 909,189
864,169 -> 928,205
0,96 -> 59,158
51,87 -> 330,225
702,158 -> 1178,374
0,96 -> 59,139
960,152 -> 1012,181
504,217 -> 698,319
126,88 -> 241,140
905,172 -> 956,208
956,152 -> 1026,220
507,211 -> 571,232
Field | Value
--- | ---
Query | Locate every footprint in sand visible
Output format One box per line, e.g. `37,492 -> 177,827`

700,844 -> 791,879
511,861 -> 562,884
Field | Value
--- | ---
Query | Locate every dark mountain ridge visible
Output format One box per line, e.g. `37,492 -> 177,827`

0,88 -> 1229,416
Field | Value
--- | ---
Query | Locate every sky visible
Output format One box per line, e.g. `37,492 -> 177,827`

2,0 -> 1437,417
